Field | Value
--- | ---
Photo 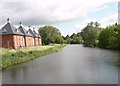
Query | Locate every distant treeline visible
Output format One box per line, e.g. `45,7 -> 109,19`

38,22 -> 120,50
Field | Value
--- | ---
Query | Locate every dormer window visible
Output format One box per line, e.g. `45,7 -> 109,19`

2,29 -> 7,33
15,29 -> 18,32
26,31 -> 28,34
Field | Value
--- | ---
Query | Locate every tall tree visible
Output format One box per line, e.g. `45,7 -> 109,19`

38,26 -> 63,45
95,22 -> 100,27
98,24 -> 120,50
81,22 -> 101,47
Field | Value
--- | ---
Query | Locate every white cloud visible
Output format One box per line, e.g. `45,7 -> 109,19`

0,0 -> 119,25
75,18 -> 98,32
74,11 -> 118,32
99,12 -> 118,27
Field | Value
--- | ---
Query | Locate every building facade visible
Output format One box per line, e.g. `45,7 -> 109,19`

28,28 -> 41,46
0,19 -> 42,49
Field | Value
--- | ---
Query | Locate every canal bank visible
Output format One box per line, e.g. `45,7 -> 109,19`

2,45 -> 119,84
1,44 -> 66,69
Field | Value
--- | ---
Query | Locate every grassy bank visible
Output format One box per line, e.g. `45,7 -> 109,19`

0,44 -> 66,69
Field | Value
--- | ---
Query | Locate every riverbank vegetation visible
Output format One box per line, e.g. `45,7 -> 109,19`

0,44 -> 66,69
98,24 -> 120,50
80,22 -> 102,47
62,22 -> 120,50
81,22 -> 120,50
39,25 -> 83,45
39,23 -> 120,50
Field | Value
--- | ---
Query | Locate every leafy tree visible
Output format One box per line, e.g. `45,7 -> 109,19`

54,36 -> 64,44
117,25 -> 120,50
95,22 -> 100,27
77,32 -> 81,37
81,22 -> 101,47
65,35 -> 70,40
38,26 -> 63,45
98,24 -> 120,50
70,36 -> 83,44
64,33 -> 83,44
98,28 -> 112,48
70,33 -> 77,39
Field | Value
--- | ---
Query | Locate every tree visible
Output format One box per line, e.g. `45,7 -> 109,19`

98,24 -> 120,50
54,36 -> 64,44
65,35 -> 69,40
38,25 -> 63,45
70,36 -> 83,44
70,33 -> 77,39
98,28 -> 112,48
77,32 -> 81,37
95,22 -> 100,27
64,33 -> 83,44
81,22 -> 101,47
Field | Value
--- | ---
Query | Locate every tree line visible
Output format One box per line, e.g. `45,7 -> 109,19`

80,22 -> 120,50
38,22 -> 120,50
38,26 -> 83,45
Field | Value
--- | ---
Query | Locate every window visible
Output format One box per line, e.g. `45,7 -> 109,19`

2,29 -> 7,33
26,31 -> 29,34
15,29 -> 19,32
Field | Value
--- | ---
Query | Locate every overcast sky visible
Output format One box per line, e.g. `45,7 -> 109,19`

0,0 -> 119,36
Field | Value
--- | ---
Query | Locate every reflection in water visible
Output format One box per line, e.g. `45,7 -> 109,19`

2,45 -> 119,84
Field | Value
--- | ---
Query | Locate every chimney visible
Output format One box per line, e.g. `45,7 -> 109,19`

19,22 -> 22,26
7,18 -> 10,23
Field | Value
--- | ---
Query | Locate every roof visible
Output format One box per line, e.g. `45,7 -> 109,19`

0,22 -> 24,35
33,30 -> 41,38
28,29 -> 37,37
18,25 -> 32,36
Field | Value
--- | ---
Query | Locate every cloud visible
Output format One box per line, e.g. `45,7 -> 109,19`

74,10 -> 118,32
75,18 -> 98,32
0,0 -> 118,26
99,12 -> 118,27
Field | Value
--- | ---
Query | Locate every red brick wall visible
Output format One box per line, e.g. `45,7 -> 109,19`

0,35 -> 14,48
25,36 -> 33,47
13,35 -> 25,49
34,37 -> 38,46
38,37 -> 42,45
0,34 -> 42,49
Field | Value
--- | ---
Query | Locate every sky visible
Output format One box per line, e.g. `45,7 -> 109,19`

0,0 -> 119,36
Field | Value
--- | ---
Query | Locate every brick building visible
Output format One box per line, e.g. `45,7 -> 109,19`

18,23 -> 33,47
33,29 -> 41,46
0,19 -> 42,49
28,28 -> 41,46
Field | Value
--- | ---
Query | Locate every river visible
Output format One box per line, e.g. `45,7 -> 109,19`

2,45 -> 119,84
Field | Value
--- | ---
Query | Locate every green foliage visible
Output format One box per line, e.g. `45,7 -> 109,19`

38,26 -> 64,45
54,36 -> 64,44
98,24 -> 120,50
70,36 -> 83,44
81,22 -> 101,47
98,28 -> 111,48
64,33 -> 83,44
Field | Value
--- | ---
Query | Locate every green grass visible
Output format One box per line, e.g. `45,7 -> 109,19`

0,44 -> 66,69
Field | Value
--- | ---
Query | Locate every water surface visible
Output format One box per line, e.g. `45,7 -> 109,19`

2,45 -> 119,84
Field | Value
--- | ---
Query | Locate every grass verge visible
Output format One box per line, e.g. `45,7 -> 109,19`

0,44 -> 66,69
